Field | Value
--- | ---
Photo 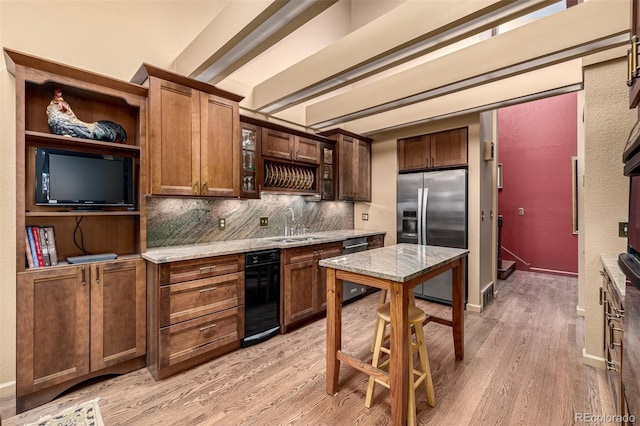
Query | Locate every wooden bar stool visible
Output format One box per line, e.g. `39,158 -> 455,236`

365,291 -> 435,425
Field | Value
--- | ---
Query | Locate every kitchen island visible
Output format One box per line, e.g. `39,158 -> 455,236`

319,243 -> 468,426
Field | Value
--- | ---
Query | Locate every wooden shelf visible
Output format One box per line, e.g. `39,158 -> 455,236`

26,210 -> 140,217
25,130 -> 140,156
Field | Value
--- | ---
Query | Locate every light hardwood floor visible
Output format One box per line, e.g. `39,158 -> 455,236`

2,271 -> 617,425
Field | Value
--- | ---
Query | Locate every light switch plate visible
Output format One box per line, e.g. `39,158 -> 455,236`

260,217 -> 269,227
219,218 -> 226,229
620,221 -> 629,237
518,208 -> 524,216
362,213 -> 369,221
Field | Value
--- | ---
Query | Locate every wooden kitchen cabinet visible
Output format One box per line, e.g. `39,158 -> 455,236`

16,258 -> 146,412
398,127 -> 468,172
6,49 -> 148,413
146,254 -> 245,380
262,128 -> 320,164
599,264 -> 625,417
240,122 -> 262,198
367,234 -> 385,250
134,64 -> 243,197
319,129 -> 372,202
629,0 -> 640,107
281,242 -> 342,331
398,135 -> 430,171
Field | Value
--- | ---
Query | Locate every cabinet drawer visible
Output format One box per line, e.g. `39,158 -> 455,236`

159,272 -> 244,327
159,306 -> 243,368
164,254 -> 243,284
284,242 -> 342,264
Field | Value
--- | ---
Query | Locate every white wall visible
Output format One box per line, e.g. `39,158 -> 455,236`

581,58 -> 636,367
0,0 -> 222,398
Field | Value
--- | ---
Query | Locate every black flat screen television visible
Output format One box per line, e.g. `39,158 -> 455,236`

35,147 -> 134,208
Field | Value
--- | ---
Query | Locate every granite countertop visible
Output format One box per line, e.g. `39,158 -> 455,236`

319,243 -> 469,282
600,254 -> 627,298
143,229 -> 386,264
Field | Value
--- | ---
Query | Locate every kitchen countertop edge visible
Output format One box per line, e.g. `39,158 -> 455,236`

601,254 -> 626,298
143,230 -> 386,264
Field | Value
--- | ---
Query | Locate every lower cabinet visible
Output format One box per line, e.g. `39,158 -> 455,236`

600,266 -> 625,417
147,254 -> 244,380
282,242 -> 342,331
16,258 -> 146,412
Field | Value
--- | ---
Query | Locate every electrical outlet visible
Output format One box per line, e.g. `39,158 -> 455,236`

518,208 -> 525,216
260,217 -> 269,227
218,218 -> 226,229
620,221 -> 629,238
362,213 -> 369,221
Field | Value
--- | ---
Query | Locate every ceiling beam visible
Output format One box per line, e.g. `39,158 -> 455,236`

174,0 -> 337,84
305,0 -> 628,128
252,0 -> 559,114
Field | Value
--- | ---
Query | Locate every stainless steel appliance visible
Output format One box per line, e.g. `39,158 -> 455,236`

242,249 -> 280,347
342,237 -> 370,302
397,169 -> 467,304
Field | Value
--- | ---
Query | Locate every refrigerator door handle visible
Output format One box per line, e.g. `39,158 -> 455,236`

422,187 -> 429,245
417,188 -> 423,245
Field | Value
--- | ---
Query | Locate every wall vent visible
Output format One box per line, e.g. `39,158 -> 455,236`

482,283 -> 495,308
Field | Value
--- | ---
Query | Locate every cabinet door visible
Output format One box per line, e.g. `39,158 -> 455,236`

294,136 -> 320,164
338,135 -> 356,200
431,128 -> 468,168
90,259 -> 146,370
398,135 -> 430,171
262,128 -> 294,161
320,143 -> 335,201
315,244 -> 343,312
355,139 -> 371,201
200,93 -> 240,197
240,122 -> 262,199
283,260 -> 316,325
16,267 -> 89,395
149,78 -> 200,195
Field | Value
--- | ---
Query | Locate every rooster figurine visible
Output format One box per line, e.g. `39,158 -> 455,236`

46,88 -> 127,142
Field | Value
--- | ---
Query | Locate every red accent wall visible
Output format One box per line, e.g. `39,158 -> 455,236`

497,92 -> 578,274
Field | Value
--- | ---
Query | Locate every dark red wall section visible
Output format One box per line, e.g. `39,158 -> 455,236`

497,92 -> 578,275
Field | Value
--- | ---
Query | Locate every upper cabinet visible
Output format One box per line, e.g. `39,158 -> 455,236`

240,122 -> 262,199
319,129 -> 372,202
262,128 -> 320,164
398,127 -> 468,172
132,64 -> 243,197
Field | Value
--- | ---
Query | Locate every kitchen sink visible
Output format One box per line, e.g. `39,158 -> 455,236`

272,236 -> 322,243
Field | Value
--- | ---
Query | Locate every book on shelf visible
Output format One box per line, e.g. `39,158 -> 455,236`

37,227 -> 51,267
26,227 -> 40,268
24,234 -> 34,268
25,226 -> 59,268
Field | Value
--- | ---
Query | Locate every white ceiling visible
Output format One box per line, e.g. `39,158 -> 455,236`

173,0 -> 629,137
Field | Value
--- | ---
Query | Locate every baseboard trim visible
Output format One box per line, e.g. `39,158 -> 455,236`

582,348 -> 606,369
466,303 -> 482,313
576,305 -> 585,317
0,380 -> 15,398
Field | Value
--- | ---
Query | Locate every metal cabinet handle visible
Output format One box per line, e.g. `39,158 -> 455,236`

199,266 -> 217,273
599,287 -> 608,306
82,265 -> 86,286
606,360 -> 618,372
95,264 -> 100,285
193,180 -> 199,195
199,323 -> 217,332
202,181 -> 208,194
609,321 -> 623,333
199,287 -> 217,293
633,35 -> 639,79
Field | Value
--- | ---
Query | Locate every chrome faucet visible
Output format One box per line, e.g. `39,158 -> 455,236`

284,208 -> 295,236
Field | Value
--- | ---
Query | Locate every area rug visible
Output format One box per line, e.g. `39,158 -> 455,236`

24,398 -> 104,426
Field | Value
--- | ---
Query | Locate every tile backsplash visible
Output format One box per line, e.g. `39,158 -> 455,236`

146,194 -> 354,247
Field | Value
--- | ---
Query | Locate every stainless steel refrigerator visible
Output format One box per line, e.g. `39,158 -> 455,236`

397,169 -> 467,304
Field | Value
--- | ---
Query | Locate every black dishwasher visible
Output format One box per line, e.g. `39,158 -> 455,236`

242,249 -> 280,347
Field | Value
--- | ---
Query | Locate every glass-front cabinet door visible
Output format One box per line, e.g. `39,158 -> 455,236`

240,122 -> 261,199
321,143 -> 335,200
